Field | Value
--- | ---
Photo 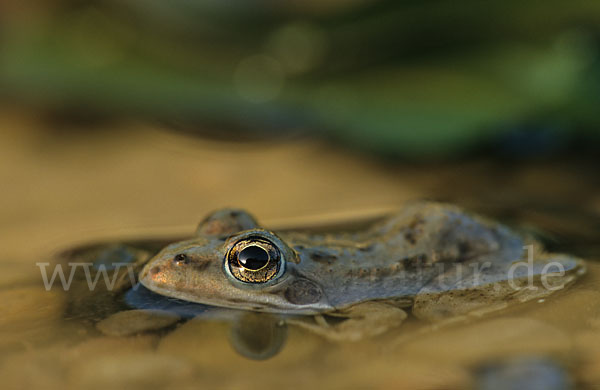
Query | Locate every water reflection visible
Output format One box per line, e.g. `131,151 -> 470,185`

124,284 -> 211,319
125,285 -> 288,360
229,312 -> 288,360
475,356 -> 572,390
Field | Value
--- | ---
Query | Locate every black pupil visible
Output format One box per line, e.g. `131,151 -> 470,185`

238,246 -> 269,270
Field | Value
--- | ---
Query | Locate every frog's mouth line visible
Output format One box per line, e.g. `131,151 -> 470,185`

139,276 -> 332,315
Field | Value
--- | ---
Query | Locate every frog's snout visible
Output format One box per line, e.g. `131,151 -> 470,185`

139,258 -> 169,288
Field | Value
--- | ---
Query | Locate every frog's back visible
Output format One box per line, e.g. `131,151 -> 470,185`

287,203 -> 528,309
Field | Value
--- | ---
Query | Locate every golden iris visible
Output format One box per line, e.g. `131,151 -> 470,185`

227,237 -> 281,283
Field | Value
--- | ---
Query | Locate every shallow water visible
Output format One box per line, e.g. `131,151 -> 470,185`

1,112 -> 599,389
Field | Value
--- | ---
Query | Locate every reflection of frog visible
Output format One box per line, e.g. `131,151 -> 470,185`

139,202 -> 585,341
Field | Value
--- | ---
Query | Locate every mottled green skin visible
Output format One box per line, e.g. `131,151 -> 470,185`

139,202 -> 584,316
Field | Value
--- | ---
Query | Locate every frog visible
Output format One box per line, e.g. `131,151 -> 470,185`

137,202 -> 586,342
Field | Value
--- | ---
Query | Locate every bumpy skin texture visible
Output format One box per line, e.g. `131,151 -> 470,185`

139,202 -> 584,319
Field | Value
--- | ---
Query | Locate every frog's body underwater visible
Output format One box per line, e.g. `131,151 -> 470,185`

139,202 -> 585,341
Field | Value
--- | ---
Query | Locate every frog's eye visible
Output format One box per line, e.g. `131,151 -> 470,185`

226,237 -> 282,283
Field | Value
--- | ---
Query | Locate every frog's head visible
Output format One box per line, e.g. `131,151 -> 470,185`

139,209 -> 331,314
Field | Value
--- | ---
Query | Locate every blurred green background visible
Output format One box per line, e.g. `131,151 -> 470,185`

1,0 -> 600,159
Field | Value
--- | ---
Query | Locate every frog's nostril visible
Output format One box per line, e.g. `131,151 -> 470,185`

173,253 -> 189,264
